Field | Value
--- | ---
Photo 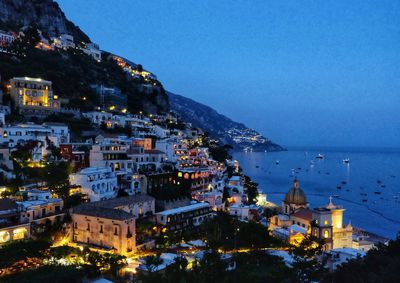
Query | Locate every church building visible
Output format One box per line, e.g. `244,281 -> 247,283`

269,179 -> 352,250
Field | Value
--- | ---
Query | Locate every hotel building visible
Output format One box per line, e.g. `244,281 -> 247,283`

9,77 -> 60,114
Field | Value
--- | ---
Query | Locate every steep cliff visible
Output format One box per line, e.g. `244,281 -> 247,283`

0,0 -> 89,42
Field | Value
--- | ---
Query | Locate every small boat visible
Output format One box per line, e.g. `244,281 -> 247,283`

275,160 -> 280,165
341,181 -> 347,185
374,192 -> 381,195
310,160 -> 314,165
256,165 -> 259,168
333,195 -> 339,198
381,185 -> 386,188
346,189 -> 351,192
342,158 -> 350,164
337,186 -> 342,189
377,180 -> 382,184
316,154 -> 325,159
362,199 -> 368,202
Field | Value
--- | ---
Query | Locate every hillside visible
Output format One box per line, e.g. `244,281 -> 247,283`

169,92 -> 285,151
0,0 -> 284,151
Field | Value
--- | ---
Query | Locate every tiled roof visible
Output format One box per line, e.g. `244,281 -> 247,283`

291,208 -> 313,220
73,205 -> 133,221
86,195 -> 154,209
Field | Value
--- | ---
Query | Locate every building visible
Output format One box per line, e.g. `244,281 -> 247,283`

71,204 -> 135,255
81,42 -> 101,61
195,191 -> 224,211
0,198 -> 30,244
327,248 -> 366,271
0,30 -> 15,48
19,192 -> 64,226
269,181 -> 352,250
282,179 -> 309,214
311,198 -> 353,250
60,143 -> 91,172
83,195 -> 155,219
9,77 -> 60,114
52,34 -> 75,49
0,122 -> 69,148
155,202 -> 213,231
69,167 -> 118,202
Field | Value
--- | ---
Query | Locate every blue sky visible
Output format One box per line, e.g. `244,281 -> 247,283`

57,0 -> 400,148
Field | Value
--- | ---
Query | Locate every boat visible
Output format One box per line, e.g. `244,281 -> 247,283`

336,186 -> 342,189
381,184 -> 386,188
342,158 -> 350,164
374,192 -> 381,195
256,165 -> 259,168
316,154 -> 325,159
341,181 -> 347,185
362,199 -> 368,202
275,160 -> 279,165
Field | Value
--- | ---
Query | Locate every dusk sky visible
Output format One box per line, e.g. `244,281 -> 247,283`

57,0 -> 400,148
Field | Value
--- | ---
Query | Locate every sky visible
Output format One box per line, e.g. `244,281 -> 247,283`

56,0 -> 400,148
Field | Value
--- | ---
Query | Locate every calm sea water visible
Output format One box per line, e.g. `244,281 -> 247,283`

233,148 -> 400,239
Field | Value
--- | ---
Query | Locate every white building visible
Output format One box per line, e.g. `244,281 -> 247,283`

81,42 -> 101,61
155,202 -> 213,231
52,34 -> 75,49
0,122 -> 70,148
69,167 -> 118,202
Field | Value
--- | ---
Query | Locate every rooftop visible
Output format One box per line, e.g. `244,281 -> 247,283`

86,195 -> 155,209
291,208 -> 313,221
73,205 -> 133,221
156,202 -> 210,216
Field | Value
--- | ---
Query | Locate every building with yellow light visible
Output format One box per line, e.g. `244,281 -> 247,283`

269,180 -> 352,250
71,204 -> 135,255
9,77 -> 60,114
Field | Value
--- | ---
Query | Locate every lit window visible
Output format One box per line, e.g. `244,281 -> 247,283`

324,230 -> 329,238
324,220 -> 329,225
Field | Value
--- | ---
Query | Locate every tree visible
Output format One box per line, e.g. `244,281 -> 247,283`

289,235 -> 327,282
323,234 -> 400,283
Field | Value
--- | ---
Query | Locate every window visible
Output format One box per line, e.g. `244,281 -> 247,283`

87,223 -> 90,231
324,230 -> 329,238
324,220 -> 329,225
114,227 -> 118,236
74,222 -> 77,228
100,225 -> 103,233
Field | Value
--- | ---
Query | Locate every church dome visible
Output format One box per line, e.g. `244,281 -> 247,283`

284,179 -> 308,205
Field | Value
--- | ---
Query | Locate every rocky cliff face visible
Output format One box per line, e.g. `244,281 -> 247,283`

0,0 -> 89,42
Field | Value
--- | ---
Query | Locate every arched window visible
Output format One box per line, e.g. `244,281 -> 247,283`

324,230 -> 329,238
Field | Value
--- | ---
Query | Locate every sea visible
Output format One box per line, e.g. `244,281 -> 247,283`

233,147 -> 400,239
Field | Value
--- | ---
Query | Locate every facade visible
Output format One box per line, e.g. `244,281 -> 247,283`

155,202 -> 213,231
312,198 -> 353,250
0,198 -> 30,244
71,205 -> 135,255
9,77 -> 60,114
195,191 -> 224,211
0,123 -> 69,148
69,167 -> 118,202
